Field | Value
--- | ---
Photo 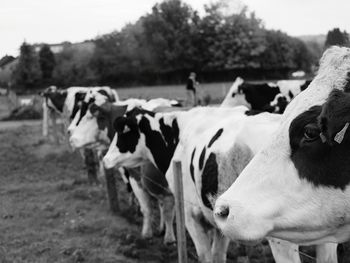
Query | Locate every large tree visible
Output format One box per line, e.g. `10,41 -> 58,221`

12,42 -> 41,90
39,44 -> 56,82
325,28 -> 350,48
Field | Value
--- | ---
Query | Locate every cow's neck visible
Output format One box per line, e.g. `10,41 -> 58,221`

138,112 -> 181,174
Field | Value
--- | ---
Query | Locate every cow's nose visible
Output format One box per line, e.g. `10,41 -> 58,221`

214,204 -> 230,220
67,129 -> 72,136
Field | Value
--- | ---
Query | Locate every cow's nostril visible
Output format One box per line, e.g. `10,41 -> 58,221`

67,130 -> 71,136
215,205 -> 230,219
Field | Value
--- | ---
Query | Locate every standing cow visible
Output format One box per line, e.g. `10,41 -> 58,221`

40,86 -> 119,185
68,92 -> 181,244
222,77 -> 311,113
102,105 -> 337,263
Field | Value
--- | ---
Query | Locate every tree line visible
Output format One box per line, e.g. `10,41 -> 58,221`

6,0 -> 350,90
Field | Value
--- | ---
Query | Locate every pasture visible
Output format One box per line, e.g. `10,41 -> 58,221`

116,82 -> 233,104
1,83 -> 350,263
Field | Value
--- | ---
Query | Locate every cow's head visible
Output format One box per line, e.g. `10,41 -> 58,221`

40,86 -> 67,113
103,108 -> 154,169
214,46 -> 350,245
69,91 -> 127,149
103,107 -> 180,172
269,94 -> 288,113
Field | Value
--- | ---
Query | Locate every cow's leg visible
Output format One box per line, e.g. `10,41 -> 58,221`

129,177 -> 153,238
184,205 -> 212,263
161,194 -> 176,244
315,243 -> 338,263
268,238 -> 301,263
211,228 -> 230,263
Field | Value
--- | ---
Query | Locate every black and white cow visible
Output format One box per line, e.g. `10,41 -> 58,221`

68,92 -> 180,244
40,85 -> 119,184
221,77 -> 312,113
102,106 -> 337,263
213,47 -> 350,246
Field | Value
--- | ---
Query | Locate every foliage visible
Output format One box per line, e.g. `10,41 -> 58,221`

9,0 -> 316,89
39,44 -> 56,82
90,0 -> 313,85
12,42 -> 42,90
52,43 -> 96,87
325,28 -> 350,48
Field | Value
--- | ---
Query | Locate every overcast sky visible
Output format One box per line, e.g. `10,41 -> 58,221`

1,0 -> 349,58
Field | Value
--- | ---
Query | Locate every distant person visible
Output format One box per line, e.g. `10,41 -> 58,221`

186,72 -> 199,106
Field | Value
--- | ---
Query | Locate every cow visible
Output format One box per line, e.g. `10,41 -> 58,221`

67,92 -> 180,244
102,105 -> 337,263
221,77 -> 312,113
40,85 -> 119,185
213,46 -> 350,247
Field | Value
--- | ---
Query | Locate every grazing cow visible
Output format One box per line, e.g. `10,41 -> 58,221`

213,47 -> 350,246
103,106 -> 336,263
222,77 -> 312,113
68,93 -> 179,244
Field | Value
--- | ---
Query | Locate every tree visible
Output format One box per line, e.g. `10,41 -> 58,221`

325,28 -> 350,48
39,44 -> 56,82
12,42 -> 41,90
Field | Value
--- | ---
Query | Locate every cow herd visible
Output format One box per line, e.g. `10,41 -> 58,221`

40,46 -> 350,263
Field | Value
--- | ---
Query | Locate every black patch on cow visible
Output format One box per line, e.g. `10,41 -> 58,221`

76,97 -> 96,125
137,113 -> 179,175
208,128 -> 224,148
70,92 -> 87,120
199,147 -> 206,170
45,91 -> 67,112
288,90 -> 294,99
201,153 -> 218,209
276,96 -> 288,113
141,162 -> 170,196
289,91 -> 350,189
159,118 -> 179,149
300,80 -> 312,91
190,148 -> 196,182
114,116 -> 140,154
238,83 -> 280,111
244,110 -> 265,115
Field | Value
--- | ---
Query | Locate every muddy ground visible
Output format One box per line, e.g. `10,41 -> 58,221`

0,122 -> 349,262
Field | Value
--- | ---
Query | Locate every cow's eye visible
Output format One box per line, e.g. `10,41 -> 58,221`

303,124 -> 319,142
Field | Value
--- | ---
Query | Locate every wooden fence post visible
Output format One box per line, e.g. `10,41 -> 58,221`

104,167 -> 119,213
42,100 -> 49,137
173,160 -> 188,263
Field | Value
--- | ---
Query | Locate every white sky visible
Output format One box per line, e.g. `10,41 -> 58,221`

1,0 -> 349,58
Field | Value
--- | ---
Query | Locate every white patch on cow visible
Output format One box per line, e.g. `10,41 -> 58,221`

221,77 -> 244,107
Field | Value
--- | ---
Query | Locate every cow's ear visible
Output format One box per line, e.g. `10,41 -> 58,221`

111,104 -> 127,118
319,89 -> 350,145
